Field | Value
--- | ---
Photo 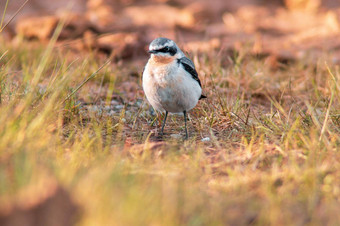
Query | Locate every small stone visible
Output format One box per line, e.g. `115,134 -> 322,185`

108,110 -> 115,116
115,105 -> 124,110
284,0 -> 320,11
122,5 -> 195,28
110,100 -> 119,105
58,12 -> 92,39
16,16 -> 59,40
201,137 -> 211,142
170,134 -> 182,139
94,32 -> 146,58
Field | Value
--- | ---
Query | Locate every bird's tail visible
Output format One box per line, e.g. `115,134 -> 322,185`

199,95 -> 207,100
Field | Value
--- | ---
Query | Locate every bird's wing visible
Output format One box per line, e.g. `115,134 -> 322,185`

178,57 -> 201,87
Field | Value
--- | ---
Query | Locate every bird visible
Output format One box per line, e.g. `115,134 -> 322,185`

142,37 -> 206,139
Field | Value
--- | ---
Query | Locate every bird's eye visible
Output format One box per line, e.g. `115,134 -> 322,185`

164,47 -> 170,52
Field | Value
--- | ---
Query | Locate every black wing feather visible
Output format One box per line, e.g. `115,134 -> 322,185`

178,57 -> 207,100
179,57 -> 201,87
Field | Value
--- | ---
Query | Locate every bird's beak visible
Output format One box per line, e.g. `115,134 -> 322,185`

148,50 -> 157,54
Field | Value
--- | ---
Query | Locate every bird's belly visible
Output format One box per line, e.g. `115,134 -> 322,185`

143,70 -> 201,113
157,85 -> 199,113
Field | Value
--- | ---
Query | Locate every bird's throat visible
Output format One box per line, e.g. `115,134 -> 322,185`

150,55 -> 175,65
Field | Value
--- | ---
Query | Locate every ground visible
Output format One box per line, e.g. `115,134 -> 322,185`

0,0 -> 340,225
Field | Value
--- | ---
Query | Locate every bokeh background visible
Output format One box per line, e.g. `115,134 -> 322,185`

1,1 -> 340,226
2,0 -> 340,65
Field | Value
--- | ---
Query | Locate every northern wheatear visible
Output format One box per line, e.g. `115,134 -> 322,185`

142,37 -> 206,139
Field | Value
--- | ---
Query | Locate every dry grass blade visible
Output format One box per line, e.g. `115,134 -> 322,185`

0,50 -> 8,61
0,0 -> 30,33
62,60 -> 111,104
325,63 -> 340,93
319,70 -> 335,142
0,0 -> 9,30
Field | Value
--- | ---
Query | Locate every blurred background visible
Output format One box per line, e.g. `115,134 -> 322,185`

1,1 -> 340,226
1,0 -> 340,64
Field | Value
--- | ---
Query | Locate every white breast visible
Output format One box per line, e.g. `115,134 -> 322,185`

143,59 -> 202,113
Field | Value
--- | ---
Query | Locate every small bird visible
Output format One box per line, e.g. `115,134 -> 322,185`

142,37 -> 206,139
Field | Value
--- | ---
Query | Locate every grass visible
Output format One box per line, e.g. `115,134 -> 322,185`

0,31 -> 339,226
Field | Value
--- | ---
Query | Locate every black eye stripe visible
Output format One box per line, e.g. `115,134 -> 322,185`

154,47 -> 177,56
157,47 -> 169,53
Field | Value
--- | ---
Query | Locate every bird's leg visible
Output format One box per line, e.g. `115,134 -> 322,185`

161,111 -> 168,136
183,111 -> 188,139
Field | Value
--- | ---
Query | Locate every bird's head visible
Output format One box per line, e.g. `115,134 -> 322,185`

148,38 -> 183,61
